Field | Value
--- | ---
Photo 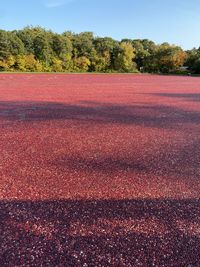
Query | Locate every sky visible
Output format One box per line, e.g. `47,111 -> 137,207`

1,0 -> 200,49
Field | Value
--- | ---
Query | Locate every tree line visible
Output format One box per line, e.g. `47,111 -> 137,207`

0,27 -> 199,74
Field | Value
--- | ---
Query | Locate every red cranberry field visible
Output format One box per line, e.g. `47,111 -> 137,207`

0,74 -> 200,266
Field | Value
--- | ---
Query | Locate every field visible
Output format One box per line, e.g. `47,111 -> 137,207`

0,74 -> 200,266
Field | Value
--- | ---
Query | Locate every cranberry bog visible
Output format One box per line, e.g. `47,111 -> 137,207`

0,74 -> 200,266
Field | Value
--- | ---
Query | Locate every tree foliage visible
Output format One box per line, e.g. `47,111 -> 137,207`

114,42 -> 136,72
186,48 -> 200,74
0,26 -> 191,73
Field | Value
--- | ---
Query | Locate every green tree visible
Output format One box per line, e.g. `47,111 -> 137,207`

33,34 -> 52,64
52,33 -> 72,60
186,48 -> 200,74
62,53 -> 73,71
0,26 -> 194,73
17,26 -> 41,54
131,39 -> 156,70
193,58 -> 200,73
90,51 -> 111,72
0,30 -> 10,60
92,37 -> 118,71
114,42 -> 136,72
8,32 -> 25,55
72,32 -> 94,59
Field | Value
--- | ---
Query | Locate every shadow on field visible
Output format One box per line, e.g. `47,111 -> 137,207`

53,154 -> 147,174
52,137 -> 200,179
148,93 -> 200,102
0,199 -> 200,266
0,100 -> 200,129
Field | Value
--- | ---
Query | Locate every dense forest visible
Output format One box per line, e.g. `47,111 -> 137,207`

0,27 -> 200,74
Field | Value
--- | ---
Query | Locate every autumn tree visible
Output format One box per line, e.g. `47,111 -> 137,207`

156,43 -> 187,73
73,56 -> 91,72
0,26 -> 193,73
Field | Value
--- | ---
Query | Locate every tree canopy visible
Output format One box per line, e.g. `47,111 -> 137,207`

0,26 -> 195,73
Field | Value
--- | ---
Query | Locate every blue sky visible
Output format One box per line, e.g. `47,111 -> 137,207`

1,0 -> 200,49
